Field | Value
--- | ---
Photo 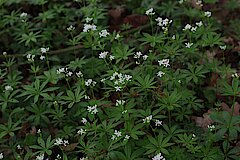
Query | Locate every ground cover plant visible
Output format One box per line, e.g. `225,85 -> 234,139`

0,0 -> 240,159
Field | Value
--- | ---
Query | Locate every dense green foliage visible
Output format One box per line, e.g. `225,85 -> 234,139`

0,0 -> 240,160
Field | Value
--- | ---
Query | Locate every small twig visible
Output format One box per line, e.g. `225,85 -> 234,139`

0,24 -> 150,59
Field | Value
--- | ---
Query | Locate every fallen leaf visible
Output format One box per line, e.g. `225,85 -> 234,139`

192,109 -> 213,129
221,102 -> 240,116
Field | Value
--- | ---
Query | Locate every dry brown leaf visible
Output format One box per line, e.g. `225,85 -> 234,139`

192,109 -> 213,129
62,143 -> 78,151
221,102 -> 240,116
123,14 -> 148,28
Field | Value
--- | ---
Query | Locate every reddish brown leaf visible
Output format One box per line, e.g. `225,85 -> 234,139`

123,14 -> 148,28
192,109 -> 213,129
221,102 -> 240,116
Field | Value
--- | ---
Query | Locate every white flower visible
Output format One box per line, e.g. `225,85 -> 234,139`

183,24 -> 191,31
142,55 -> 148,60
83,24 -> 97,32
87,105 -> 98,114
80,157 -> 88,160
99,29 -> 109,37
179,0 -> 184,4
20,12 -> 28,18
191,26 -> 197,32
156,17 -> 172,30
82,118 -> 87,124
219,45 -> 226,50
192,134 -> 196,139
36,154 -> 44,160
76,71 -> 83,78
156,71 -> 165,78
116,100 -> 126,106
134,51 -> 142,59
63,140 -> 69,146
37,129 -> 41,134
54,138 -> 63,146
66,71 -> 73,77
114,130 -> 122,137
84,95 -> 90,99
152,153 -> 165,160
196,21 -> 203,27
99,51 -> 108,59
67,25 -> 75,31
26,54 -> 35,62
85,17 -> 93,23
115,33 -> 120,40
85,79 -> 96,87
231,73 -> 239,78
115,86 -> 121,91
5,85 -> 13,91
56,154 -> 61,159
17,144 -> 22,150
124,135 -> 130,141
77,128 -> 86,135
196,0 -> 203,6
145,8 -> 155,16
143,115 -> 153,123
155,120 -> 163,126
122,110 -> 127,114
185,42 -> 193,48
56,67 -> 66,74
109,55 -> 115,60
112,130 -> 122,140
204,11 -> 211,17
3,51 -> 7,55
158,59 -> 170,67
0,153 -> 3,160
40,55 -> 45,60
172,35 -> 176,40
40,47 -> 49,54
207,125 -> 215,131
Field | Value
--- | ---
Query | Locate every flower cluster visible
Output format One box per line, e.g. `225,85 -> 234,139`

133,51 -> 148,64
158,59 -> 170,67
183,21 -> 203,33
54,138 -> 69,146
145,8 -> 155,16
40,47 -> 49,54
0,153 -> 3,160
85,79 -> 97,87
111,130 -> 122,140
76,71 -> 83,78
204,11 -> 211,17
77,128 -> 87,135
110,72 -> 132,91
56,67 -> 73,77
99,51 -> 108,59
26,54 -> 35,62
67,25 -> 75,31
152,153 -> 165,160
155,17 -> 172,32
232,73 -> 239,78
143,115 -> 152,123
36,154 -> 44,160
116,99 -> 126,106
99,29 -> 109,37
5,85 -> 13,91
83,24 -> 97,32
87,105 -> 98,114
207,124 -> 215,131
